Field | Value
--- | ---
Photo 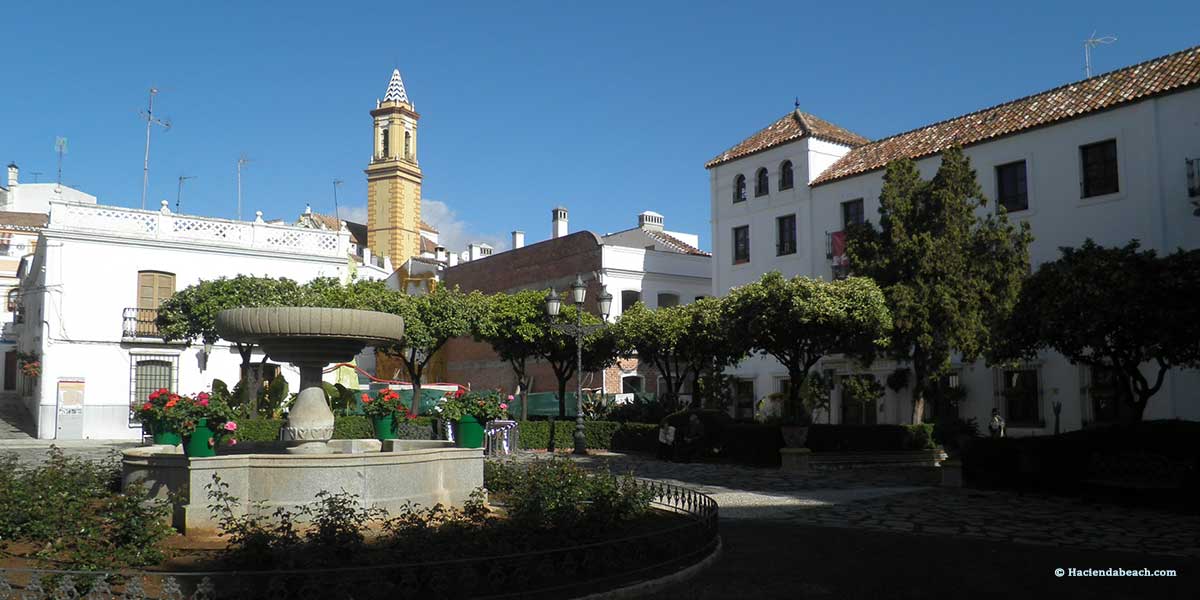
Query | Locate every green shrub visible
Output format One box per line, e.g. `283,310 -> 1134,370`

0,448 -> 172,571
610,422 -> 660,452
235,416 -> 437,442
236,419 -> 285,442
516,420 -> 623,450
806,424 -> 936,452
488,458 -> 652,530
332,415 -> 373,439
722,423 -> 784,466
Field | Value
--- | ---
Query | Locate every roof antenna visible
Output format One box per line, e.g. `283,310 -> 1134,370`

236,154 -> 252,220
139,87 -> 172,209
1084,31 -> 1117,78
794,97 -> 800,109
332,178 -> 344,223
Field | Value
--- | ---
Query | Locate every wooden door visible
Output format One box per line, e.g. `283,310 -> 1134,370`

4,351 -> 15,390
136,271 -> 175,336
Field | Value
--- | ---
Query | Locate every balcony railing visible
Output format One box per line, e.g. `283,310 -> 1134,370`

122,308 -> 159,339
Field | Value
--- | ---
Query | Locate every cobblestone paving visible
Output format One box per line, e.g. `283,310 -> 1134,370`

0,393 -> 36,440
512,451 -> 1200,558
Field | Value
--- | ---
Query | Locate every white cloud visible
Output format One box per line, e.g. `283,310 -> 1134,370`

338,199 -> 506,253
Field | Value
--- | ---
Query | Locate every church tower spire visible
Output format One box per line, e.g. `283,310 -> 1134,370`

366,68 -> 423,265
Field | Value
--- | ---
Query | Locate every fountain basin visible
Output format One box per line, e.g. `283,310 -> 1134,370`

123,442 -> 482,536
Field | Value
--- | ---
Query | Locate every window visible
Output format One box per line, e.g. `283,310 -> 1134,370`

1080,139 -> 1118,198
0,233 -> 11,255
733,379 -> 755,420
1085,365 -> 1127,424
130,354 -> 178,423
841,199 -> 864,229
999,367 -> 1041,426
620,290 -> 641,313
404,131 -> 412,160
779,160 -> 794,190
622,375 -> 644,394
995,160 -> 1028,213
732,226 -> 750,264
776,214 -> 796,256
839,374 -> 879,425
923,372 -> 963,422
755,168 -> 769,197
380,128 -> 390,158
733,175 -> 747,203
656,293 -> 680,308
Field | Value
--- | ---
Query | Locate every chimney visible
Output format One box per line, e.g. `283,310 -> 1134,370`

511,230 -> 525,249
638,211 -> 664,232
551,207 -> 568,239
468,243 -> 483,261
435,245 -> 447,262
448,253 -> 459,267
6,163 -> 17,190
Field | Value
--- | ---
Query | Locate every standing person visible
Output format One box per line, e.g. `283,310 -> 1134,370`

988,408 -> 1006,438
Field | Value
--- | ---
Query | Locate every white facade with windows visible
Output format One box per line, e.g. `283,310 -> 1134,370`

14,200 -> 392,440
708,48 -> 1200,431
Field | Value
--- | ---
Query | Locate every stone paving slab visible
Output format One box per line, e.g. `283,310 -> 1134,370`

776,487 -> 1200,558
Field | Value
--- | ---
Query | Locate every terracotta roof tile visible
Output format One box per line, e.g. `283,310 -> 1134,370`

705,110 -> 870,169
420,220 -> 438,233
0,211 -> 48,230
812,45 -> 1200,185
645,230 -> 711,257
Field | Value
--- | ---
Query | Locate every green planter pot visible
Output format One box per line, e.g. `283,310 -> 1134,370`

183,419 -> 217,458
372,415 -> 398,440
455,415 -> 486,449
150,421 -> 181,446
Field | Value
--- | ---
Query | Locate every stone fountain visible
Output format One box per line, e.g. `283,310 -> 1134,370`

215,307 -> 404,453
121,307 -> 484,536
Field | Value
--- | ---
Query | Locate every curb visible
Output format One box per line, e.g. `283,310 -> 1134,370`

569,535 -> 723,600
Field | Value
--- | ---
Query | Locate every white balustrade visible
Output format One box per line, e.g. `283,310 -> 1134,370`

47,201 -> 349,257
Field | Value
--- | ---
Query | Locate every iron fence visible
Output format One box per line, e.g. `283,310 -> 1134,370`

0,480 -> 718,600
123,308 -> 160,339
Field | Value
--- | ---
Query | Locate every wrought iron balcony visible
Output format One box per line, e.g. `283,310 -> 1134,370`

122,308 -> 160,339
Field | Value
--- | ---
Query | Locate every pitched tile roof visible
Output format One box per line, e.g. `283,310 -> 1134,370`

705,110 -> 870,169
419,220 -> 438,233
645,230 -> 711,257
0,211 -> 48,231
812,45 -> 1200,185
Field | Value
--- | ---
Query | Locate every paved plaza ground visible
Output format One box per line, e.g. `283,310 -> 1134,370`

3,439 -> 1194,597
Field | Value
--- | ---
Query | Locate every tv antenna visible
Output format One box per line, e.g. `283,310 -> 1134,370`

140,87 -> 172,209
54,137 -> 68,190
236,155 -> 252,220
332,178 -> 344,223
30,171 -> 43,183
1084,32 -> 1117,78
176,175 -> 196,213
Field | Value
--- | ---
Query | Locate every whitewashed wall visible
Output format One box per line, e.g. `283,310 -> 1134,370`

710,87 -> 1200,431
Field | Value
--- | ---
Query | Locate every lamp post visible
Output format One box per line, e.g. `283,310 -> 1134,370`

545,274 -> 613,455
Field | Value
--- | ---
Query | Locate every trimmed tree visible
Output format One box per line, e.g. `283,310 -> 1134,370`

998,240 -> 1200,422
613,297 -> 743,411
723,272 -> 892,425
473,289 -> 547,420
156,275 -> 302,412
376,286 -> 485,416
846,147 -> 1032,423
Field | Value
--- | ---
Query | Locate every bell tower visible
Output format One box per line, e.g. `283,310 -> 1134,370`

366,69 -> 423,264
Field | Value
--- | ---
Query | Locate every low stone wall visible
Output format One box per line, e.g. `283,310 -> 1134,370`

122,440 -> 483,536
780,448 -> 948,472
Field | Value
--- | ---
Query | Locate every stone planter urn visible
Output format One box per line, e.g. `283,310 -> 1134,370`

216,307 -> 404,454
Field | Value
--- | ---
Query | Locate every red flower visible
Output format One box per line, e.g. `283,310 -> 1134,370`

197,392 -> 210,402
165,398 -> 178,408
141,402 -> 153,412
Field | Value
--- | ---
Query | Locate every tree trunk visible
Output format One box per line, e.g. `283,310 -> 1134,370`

407,351 -> 423,417
787,366 -> 812,425
236,344 -> 256,415
910,386 -> 926,425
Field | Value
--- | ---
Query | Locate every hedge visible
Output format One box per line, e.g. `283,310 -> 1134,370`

515,420 -> 659,453
236,416 -> 437,442
806,424 -> 935,452
962,420 -> 1200,508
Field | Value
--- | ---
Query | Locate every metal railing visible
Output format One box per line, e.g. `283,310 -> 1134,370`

122,307 -> 159,339
0,480 -> 718,599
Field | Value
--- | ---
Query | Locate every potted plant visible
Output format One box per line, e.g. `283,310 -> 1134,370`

361,388 -> 415,440
436,390 -> 509,449
16,352 -> 40,379
136,388 -> 183,445
139,390 -> 239,457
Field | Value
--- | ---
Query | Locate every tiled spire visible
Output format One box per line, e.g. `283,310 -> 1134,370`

383,69 -> 409,104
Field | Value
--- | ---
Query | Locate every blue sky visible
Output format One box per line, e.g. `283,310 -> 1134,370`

1,0 -> 1193,251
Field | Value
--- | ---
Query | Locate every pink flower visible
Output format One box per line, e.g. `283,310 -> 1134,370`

499,403 -> 508,410
198,399 -> 209,407
507,395 -> 514,401
224,421 -> 238,432
208,438 -> 215,448
197,392 -> 210,402
229,438 -> 238,445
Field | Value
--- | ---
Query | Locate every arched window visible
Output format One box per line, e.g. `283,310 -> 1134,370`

404,131 -> 412,159
755,168 -> 769,197
380,128 -> 389,158
733,175 -> 747,203
779,160 -> 794,190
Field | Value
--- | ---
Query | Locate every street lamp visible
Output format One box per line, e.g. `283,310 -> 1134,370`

545,275 -> 613,455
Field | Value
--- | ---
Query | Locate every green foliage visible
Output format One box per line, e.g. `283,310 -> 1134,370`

846,148 -> 1032,423
840,374 -> 885,407
474,289 -> 547,419
806,424 -> 936,451
234,418 -> 286,442
155,275 -> 304,345
998,240 -> 1200,421
723,272 -> 892,424
332,415 -> 375,439
612,298 -> 744,411
0,449 -> 172,570
484,458 -> 653,530
516,420 -> 623,451
235,416 -> 435,441
607,393 -> 669,424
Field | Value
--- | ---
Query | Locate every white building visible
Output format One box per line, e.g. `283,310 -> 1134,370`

707,45 -> 1200,430
15,200 -> 392,440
